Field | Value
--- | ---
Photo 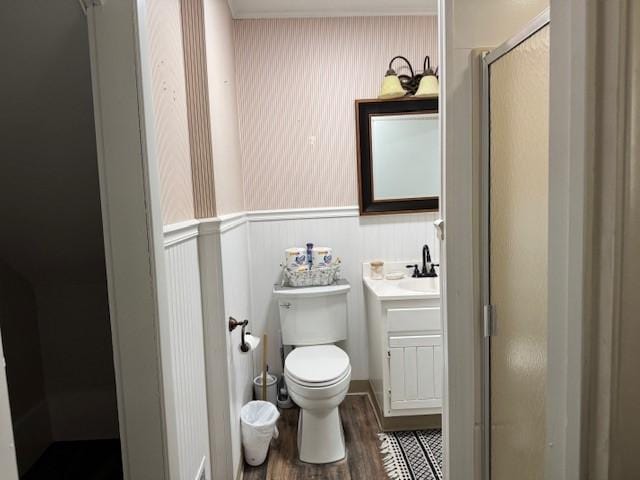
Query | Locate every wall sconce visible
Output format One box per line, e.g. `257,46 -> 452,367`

378,55 -> 439,99
415,56 -> 439,97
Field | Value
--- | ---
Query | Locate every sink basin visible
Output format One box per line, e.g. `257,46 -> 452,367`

398,277 -> 439,293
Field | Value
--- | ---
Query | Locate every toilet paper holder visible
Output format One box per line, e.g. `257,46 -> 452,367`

228,317 -> 250,352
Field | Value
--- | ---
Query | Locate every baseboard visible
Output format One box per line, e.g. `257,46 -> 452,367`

236,456 -> 244,480
195,456 -> 206,480
348,379 -> 370,393
364,381 -> 441,432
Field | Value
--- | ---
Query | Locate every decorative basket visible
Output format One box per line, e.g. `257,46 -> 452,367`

281,263 -> 342,288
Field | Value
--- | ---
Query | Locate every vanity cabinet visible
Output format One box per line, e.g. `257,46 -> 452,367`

365,289 -> 442,417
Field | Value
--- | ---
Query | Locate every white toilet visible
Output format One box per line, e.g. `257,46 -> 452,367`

274,280 -> 351,464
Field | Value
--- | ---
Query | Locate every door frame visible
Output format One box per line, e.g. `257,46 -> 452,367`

86,0 -> 175,478
480,8 -> 550,480
0,328 -> 18,480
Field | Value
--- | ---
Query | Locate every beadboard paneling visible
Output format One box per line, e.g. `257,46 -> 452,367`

161,208 -> 439,476
218,221 -> 253,475
164,238 -> 210,480
233,16 -> 438,210
247,210 -> 440,380
148,0 -> 195,224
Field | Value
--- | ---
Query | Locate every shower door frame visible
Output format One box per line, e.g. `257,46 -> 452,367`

480,8 -> 550,480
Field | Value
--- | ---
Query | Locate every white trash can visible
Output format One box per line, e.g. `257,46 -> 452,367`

240,400 -> 280,466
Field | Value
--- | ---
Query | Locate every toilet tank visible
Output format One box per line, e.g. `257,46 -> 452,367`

273,279 -> 350,346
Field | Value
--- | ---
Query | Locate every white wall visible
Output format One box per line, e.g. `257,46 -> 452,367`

164,218 -> 254,480
219,221 -> 253,476
248,208 -> 439,380
163,235 -> 211,480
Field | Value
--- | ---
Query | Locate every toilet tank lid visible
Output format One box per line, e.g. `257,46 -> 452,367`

273,279 -> 350,298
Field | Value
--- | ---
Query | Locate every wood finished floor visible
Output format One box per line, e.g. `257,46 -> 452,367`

243,394 -> 388,480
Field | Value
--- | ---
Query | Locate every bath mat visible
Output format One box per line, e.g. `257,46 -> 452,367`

379,429 -> 443,480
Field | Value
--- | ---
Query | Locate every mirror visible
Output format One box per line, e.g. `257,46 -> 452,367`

356,97 -> 439,215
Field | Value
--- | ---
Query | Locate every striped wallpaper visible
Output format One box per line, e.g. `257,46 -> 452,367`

233,16 -> 438,210
180,0 -> 217,219
148,0 -> 195,224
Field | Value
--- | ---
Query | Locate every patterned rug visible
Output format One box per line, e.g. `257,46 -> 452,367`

379,430 -> 443,480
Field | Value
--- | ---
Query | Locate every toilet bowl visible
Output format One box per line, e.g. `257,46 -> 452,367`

284,344 -> 351,464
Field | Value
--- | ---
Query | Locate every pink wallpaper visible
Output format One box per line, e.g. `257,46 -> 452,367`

148,0 -> 195,224
233,16 -> 438,210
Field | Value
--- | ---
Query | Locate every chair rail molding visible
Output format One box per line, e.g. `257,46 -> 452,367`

162,206 -> 365,243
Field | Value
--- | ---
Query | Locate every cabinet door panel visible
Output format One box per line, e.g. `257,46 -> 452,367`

404,347 -> 418,400
417,346 -> 435,399
389,335 -> 442,411
434,344 -> 443,398
390,347 -> 405,403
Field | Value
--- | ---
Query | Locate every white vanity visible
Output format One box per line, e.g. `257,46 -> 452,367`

364,262 -> 442,419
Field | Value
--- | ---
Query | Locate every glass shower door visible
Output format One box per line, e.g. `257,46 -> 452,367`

483,13 -> 550,480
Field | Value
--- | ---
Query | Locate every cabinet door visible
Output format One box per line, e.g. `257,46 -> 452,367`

389,335 -> 442,410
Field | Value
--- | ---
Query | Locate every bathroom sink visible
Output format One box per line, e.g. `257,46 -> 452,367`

398,277 -> 439,293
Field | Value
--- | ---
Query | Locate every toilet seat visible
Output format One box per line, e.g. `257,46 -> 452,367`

285,345 -> 350,388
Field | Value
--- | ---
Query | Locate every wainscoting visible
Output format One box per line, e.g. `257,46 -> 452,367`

163,229 -> 210,480
247,207 -> 439,379
163,207 -> 439,479
218,221 -> 254,476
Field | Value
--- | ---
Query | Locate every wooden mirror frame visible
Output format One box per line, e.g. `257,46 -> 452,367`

355,96 -> 439,215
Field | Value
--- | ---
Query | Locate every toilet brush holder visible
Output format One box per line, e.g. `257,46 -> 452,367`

253,373 -> 278,405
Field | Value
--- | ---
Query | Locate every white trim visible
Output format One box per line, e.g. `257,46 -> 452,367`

200,212 -> 248,235
163,220 -> 201,247
164,207 -> 363,244
547,1 -> 596,478
195,454 -> 206,480
247,206 -> 359,222
86,0 -> 172,477
0,328 -> 18,480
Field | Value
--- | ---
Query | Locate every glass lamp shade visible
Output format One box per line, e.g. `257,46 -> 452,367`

415,74 -> 439,97
378,72 -> 406,99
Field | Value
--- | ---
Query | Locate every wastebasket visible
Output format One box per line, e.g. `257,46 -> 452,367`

240,400 -> 280,466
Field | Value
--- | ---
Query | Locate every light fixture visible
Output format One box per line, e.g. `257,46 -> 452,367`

378,57 -> 408,99
377,55 -> 439,99
415,56 -> 439,97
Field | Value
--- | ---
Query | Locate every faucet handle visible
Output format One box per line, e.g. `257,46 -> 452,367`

406,264 -> 420,278
426,264 -> 439,277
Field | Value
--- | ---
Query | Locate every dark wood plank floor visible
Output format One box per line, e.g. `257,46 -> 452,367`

244,394 -> 388,480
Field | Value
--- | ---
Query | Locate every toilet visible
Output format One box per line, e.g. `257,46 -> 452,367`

274,280 -> 351,464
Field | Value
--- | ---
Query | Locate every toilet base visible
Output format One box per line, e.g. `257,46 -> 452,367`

297,406 -> 346,464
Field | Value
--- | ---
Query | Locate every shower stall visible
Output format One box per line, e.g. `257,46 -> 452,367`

481,9 -> 550,480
